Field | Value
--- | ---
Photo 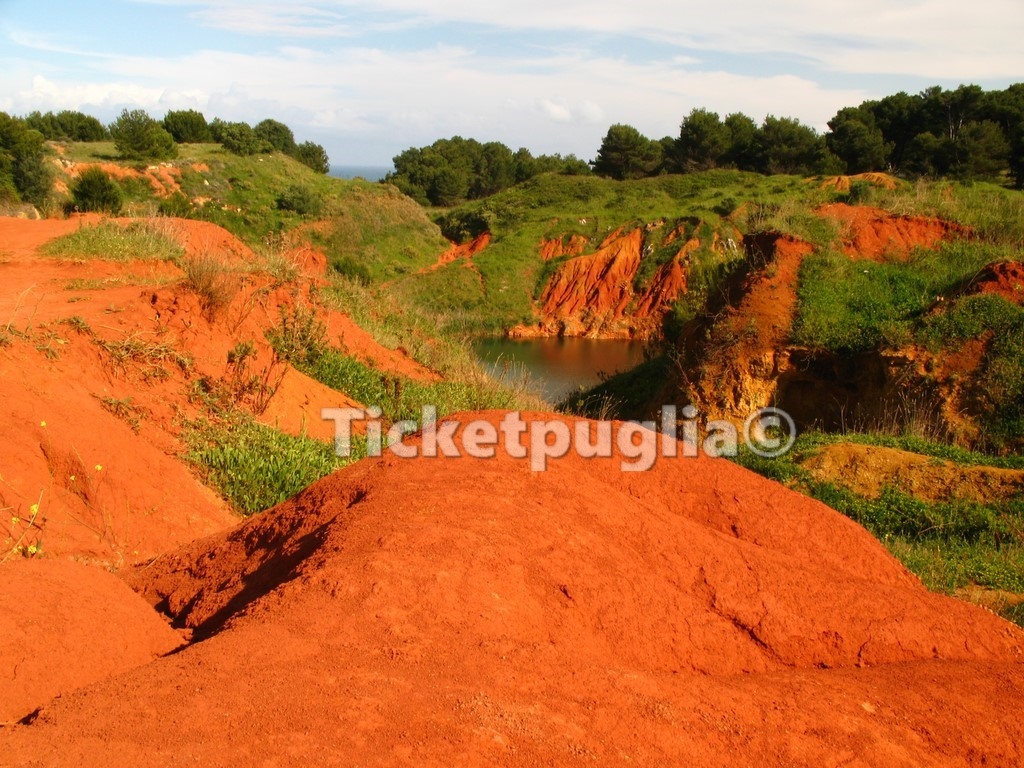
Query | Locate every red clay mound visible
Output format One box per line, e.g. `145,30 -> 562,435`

6,412 -> 1023,765
538,233 -> 589,260
0,558 -> 183,724
817,203 -> 966,260
957,260 -> 1024,305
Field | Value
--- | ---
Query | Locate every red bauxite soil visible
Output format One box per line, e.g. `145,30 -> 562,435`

3,412 -> 1023,766
0,215 -> 434,566
0,559 -> 184,724
817,203 -> 966,260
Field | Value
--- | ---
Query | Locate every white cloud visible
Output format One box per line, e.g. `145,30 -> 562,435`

133,0 -> 1024,79
4,0 -> 1020,164
538,98 -> 573,123
0,40 -> 866,162
189,3 -> 353,37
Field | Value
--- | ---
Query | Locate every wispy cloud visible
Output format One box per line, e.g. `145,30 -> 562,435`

132,0 -> 1024,78
189,3 -> 354,37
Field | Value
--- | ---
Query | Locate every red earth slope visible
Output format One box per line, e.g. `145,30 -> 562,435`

3,412 -> 1022,766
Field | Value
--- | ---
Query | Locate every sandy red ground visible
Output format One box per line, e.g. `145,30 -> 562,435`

3,413 -> 1023,765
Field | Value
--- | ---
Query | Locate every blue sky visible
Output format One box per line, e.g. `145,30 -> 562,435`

2,0 -> 1022,166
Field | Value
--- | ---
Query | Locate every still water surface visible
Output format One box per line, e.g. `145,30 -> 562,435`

473,337 -> 648,404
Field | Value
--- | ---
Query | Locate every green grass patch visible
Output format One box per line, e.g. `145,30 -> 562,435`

306,347 -> 533,423
793,241 -> 1004,353
309,184 -> 450,282
185,415 -> 364,516
874,179 -> 1024,246
40,220 -> 185,263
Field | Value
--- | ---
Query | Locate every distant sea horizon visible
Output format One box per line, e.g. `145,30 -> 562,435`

329,165 -> 393,182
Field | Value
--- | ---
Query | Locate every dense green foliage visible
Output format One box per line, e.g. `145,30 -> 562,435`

386,136 -> 589,206
110,108 -> 177,161
162,109 -> 212,143
596,113 -> 839,180
0,111 -> 53,205
825,84 -> 1024,183
294,140 -> 330,174
592,124 -> 664,180
210,118 -> 262,155
254,119 -> 297,154
69,167 -> 123,214
24,110 -> 107,141
587,83 -> 1022,185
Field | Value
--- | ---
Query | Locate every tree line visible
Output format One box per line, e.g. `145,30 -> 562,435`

595,83 -> 1024,185
389,83 -> 1024,205
386,137 -> 591,206
0,108 -> 330,208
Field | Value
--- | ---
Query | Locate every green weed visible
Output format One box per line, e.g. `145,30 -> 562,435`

185,415 -> 364,516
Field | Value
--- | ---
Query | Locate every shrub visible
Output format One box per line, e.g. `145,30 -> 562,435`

254,119 -> 296,154
214,120 -> 263,156
0,112 -> 53,205
330,254 -> 372,285
276,184 -> 323,216
158,191 -> 194,218
265,303 -> 328,367
68,167 -> 123,214
163,109 -> 212,143
184,254 -> 236,318
294,140 -> 330,174
109,108 -> 177,161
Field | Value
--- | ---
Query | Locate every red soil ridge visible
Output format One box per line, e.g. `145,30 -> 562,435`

3,411 -> 1022,764
517,228 -> 698,338
64,162 -> 184,199
817,203 -> 966,260
538,233 -> 588,260
0,215 -> 434,567
424,231 -> 491,272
